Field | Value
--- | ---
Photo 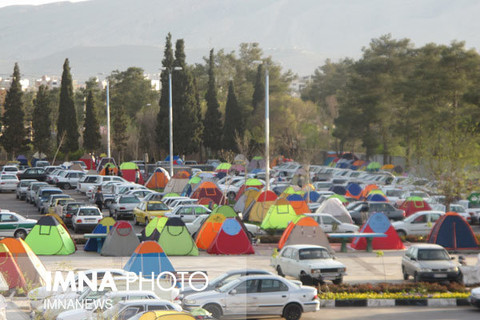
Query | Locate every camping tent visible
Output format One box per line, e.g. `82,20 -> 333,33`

235,178 -> 264,201
278,216 -> 333,253
25,216 -> 76,255
191,181 -> 225,205
99,162 -> 118,176
345,183 -> 362,199
16,155 -> 28,165
164,155 -> 183,165
101,221 -> 140,256
120,162 -> 145,184
234,189 -> 260,213
124,241 -> 175,277
0,238 -> 48,287
80,153 -> 95,170
359,184 -> 379,200
260,198 -> 298,230
427,212 -> 479,250
242,190 -> 277,222
366,193 -> 388,202
158,218 -> 198,256
145,167 -> 170,189
399,196 -> 432,217
286,194 -> 310,215
248,156 -> 265,171
140,217 -> 169,242
164,171 -> 189,193
207,218 -> 254,255
315,198 -> 353,224
215,163 -> 232,173
84,217 -> 116,252
195,213 -> 226,250
303,191 -> 320,203
0,244 -> 27,290
351,212 -> 405,250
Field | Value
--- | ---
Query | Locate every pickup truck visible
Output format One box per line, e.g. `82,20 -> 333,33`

270,244 -> 346,285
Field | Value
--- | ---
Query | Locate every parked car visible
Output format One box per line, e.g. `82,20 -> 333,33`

94,299 -> 182,320
182,274 -> 319,320
15,179 -> 37,200
349,201 -> 405,224
306,213 -> 359,233
166,198 -> 198,209
109,195 -> 141,219
55,170 -> 85,189
186,214 -> 265,239
46,169 -> 65,184
35,160 -> 50,168
77,175 -> 127,194
142,192 -> 165,202
71,206 -> 103,233
35,187 -> 63,209
0,174 -> 19,192
61,201 -> 86,227
166,205 -> 211,223
25,182 -> 48,204
48,197 -> 75,215
0,210 -> 37,239
401,244 -> 462,282
1,165 -> 19,175
133,201 -> 171,225
39,193 -> 69,214
17,167 -> 47,181
271,245 -> 346,285
469,286 -> 480,308
392,211 -> 444,238
124,189 -> 156,202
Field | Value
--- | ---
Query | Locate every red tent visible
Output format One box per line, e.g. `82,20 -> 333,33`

207,218 -> 254,255
80,154 -> 96,170
191,181 -> 226,205
351,212 -> 404,250
0,243 -> 27,290
399,197 -> 431,217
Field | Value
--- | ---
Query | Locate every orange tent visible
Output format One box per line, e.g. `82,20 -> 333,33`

172,170 -> 190,179
145,167 -> 170,189
0,243 -> 27,290
191,181 -> 225,205
195,213 -> 226,250
277,216 -> 332,252
286,194 -> 310,215
360,184 -> 379,200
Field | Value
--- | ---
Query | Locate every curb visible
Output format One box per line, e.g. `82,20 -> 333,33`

320,298 -> 470,308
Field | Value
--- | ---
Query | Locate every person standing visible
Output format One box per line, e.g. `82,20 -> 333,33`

94,187 -> 104,211
135,168 -> 140,184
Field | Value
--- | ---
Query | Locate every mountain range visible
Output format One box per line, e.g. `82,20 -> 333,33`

1,0 -> 479,81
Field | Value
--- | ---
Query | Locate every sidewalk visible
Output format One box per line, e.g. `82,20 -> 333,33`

6,302 -> 29,320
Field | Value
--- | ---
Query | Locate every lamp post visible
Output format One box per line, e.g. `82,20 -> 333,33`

106,79 -> 111,159
161,67 -> 182,177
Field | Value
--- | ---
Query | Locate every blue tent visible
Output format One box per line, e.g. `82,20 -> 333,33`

84,218 -> 116,252
303,191 -> 320,203
164,155 -> 183,165
366,194 -> 388,202
124,241 -> 175,278
329,185 -> 347,195
346,183 -> 362,198
427,212 -> 479,250
286,194 -> 304,202
16,155 -> 28,165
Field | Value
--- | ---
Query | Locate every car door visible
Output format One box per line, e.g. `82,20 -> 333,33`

0,213 -> 19,237
409,214 -> 428,235
252,279 -> 290,315
277,248 -> 293,276
320,215 -> 334,233
225,279 -> 259,315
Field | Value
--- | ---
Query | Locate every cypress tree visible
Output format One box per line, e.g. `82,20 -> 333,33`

252,64 -> 265,112
222,80 -> 243,151
57,58 -> 79,153
32,85 -> 51,156
83,90 -> 101,152
203,49 -> 223,153
156,33 -> 174,154
112,105 -> 128,161
1,63 -> 27,159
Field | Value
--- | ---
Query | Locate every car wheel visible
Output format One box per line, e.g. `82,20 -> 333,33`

282,303 -> 302,320
14,229 -> 27,240
134,216 -> 139,226
64,183 -> 71,190
277,266 -> 285,277
203,303 -> 222,320
397,230 -> 406,240
332,277 -> 343,285
402,266 -> 409,280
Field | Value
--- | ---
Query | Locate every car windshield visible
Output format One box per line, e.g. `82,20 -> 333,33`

120,197 -> 140,204
3,167 -> 17,171
147,203 -> 169,211
79,209 -> 100,216
299,248 -> 331,260
417,249 -> 450,261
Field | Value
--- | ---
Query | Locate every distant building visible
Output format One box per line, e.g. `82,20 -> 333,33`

35,75 -> 61,89
289,75 -> 311,98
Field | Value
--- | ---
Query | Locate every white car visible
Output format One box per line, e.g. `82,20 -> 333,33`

166,205 -> 211,223
1,165 -> 19,175
306,213 -> 359,233
25,181 -> 49,204
95,299 -> 182,320
0,174 -> 19,192
186,214 -> 265,238
182,274 -> 319,320
271,245 -> 346,285
123,189 -> 156,202
392,210 -> 444,237
470,286 -> 480,308
71,206 -> 103,233
15,179 -> 37,200
0,210 -> 37,239
54,170 -> 86,189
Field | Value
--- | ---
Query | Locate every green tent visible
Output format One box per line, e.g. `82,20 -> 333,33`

328,194 -> 348,204
188,176 -> 202,185
215,163 -> 232,171
211,205 -> 237,218
158,217 -> 198,256
245,178 -> 263,186
141,217 -> 169,241
252,156 -> 263,160
260,198 -> 298,230
119,162 -> 139,170
163,192 -> 180,198
25,216 -> 75,255
366,189 -> 385,196
366,162 -> 381,171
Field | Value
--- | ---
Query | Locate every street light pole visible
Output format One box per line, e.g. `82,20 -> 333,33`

106,79 -> 111,159
168,70 -> 173,178
265,67 -> 270,191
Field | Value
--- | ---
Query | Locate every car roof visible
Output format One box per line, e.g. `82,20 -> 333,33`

223,269 -> 272,275
118,299 -> 172,306
282,244 -> 329,250
410,244 -> 446,249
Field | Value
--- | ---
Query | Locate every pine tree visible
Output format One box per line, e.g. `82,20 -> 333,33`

172,39 -> 202,155
57,58 -> 79,153
112,105 -> 128,161
252,64 -> 265,112
32,85 -> 51,156
203,49 -> 223,153
1,63 -> 27,159
223,80 -> 244,151
156,33 -> 174,154
83,90 -> 101,152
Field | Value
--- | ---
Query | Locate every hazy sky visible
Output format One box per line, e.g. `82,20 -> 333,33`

0,0 -> 88,8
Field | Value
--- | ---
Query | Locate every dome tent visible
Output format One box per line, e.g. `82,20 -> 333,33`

427,212 -> 479,251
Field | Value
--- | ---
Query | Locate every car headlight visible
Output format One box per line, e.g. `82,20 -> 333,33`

184,299 -> 196,305
339,267 -> 346,272
449,267 -> 459,272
